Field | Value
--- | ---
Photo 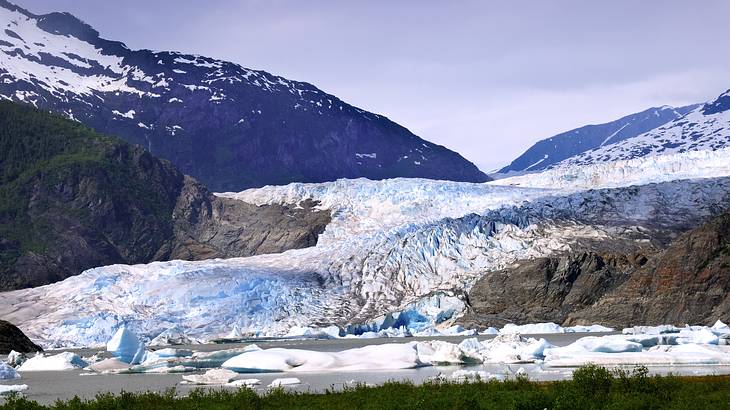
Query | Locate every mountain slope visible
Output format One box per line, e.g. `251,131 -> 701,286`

556,89 -> 730,167
567,210 -> 730,327
0,101 -> 330,290
459,198 -> 730,330
0,1 -> 488,191
498,105 -> 698,174
0,320 -> 41,354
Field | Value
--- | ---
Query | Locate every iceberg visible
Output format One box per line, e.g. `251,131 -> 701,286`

449,369 -> 503,382
5,350 -> 26,367
0,362 -> 20,380
149,326 -> 198,346
268,377 -> 301,387
107,326 -> 146,364
182,368 -> 240,385
0,384 -> 28,395
500,322 -> 565,334
564,325 -> 614,333
223,343 -> 423,373
17,352 -> 87,371
226,378 -> 261,387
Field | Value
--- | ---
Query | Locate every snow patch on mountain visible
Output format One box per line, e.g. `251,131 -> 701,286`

557,92 -> 730,167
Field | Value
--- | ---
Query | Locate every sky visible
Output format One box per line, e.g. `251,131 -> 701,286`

17,0 -> 730,171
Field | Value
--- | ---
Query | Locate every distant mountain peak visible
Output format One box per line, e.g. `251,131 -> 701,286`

497,104 -> 700,175
553,89 -> 730,167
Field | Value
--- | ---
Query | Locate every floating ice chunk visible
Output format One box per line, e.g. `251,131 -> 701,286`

0,384 -> 28,395
479,327 -> 499,335
17,352 -> 87,371
565,325 -> 614,333
268,377 -> 301,387
545,344 -> 730,368
107,326 -> 146,364
481,334 -> 552,363
450,369 -> 503,382
622,325 -> 680,335
149,326 -> 198,346
190,345 -> 262,367
678,328 -> 719,345
223,343 -> 421,373
441,325 -> 477,336
458,337 -> 483,356
141,348 -> 193,365
415,340 -> 481,364
377,327 -> 411,338
412,328 -> 443,337
124,365 -> 194,374
544,336 -> 643,362
226,378 -> 261,387
182,368 -> 240,385
87,358 -> 130,373
712,320 -> 728,329
285,325 -> 342,339
0,362 -> 20,380
711,320 -> 730,335
501,323 -> 564,334
5,350 -> 26,367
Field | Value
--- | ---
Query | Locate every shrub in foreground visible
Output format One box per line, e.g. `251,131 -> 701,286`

1,365 -> 730,409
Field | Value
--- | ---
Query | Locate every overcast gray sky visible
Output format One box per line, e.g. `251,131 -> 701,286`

17,0 -> 730,171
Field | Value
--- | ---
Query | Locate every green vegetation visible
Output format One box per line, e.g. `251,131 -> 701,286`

0,101 -> 184,289
2,366 -> 730,409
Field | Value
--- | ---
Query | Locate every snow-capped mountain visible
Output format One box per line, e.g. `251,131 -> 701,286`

3,148 -> 730,348
555,89 -> 730,167
497,104 -> 698,174
0,1 -> 487,191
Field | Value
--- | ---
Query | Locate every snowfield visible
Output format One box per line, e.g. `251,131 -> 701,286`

1,147 -> 730,348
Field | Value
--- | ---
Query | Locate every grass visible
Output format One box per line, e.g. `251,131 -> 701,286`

2,365 -> 730,409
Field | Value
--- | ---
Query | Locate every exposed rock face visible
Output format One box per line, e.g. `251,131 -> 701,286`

0,101 -> 330,291
459,246 -> 653,329
461,212 -> 730,329
170,181 -> 330,260
567,212 -> 730,327
0,320 -> 41,354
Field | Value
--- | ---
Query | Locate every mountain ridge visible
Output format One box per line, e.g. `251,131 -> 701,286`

0,1 -> 488,191
498,104 -> 699,174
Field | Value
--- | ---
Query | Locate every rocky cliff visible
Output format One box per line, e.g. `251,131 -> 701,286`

460,211 -> 730,328
0,101 -> 330,291
0,320 -> 41,354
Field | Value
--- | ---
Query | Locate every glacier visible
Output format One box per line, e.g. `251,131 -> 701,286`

1,149 -> 730,348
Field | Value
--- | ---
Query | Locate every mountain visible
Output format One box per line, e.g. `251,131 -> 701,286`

0,101 -> 330,291
498,104 -> 699,174
0,1 -> 488,191
556,89 -> 730,167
